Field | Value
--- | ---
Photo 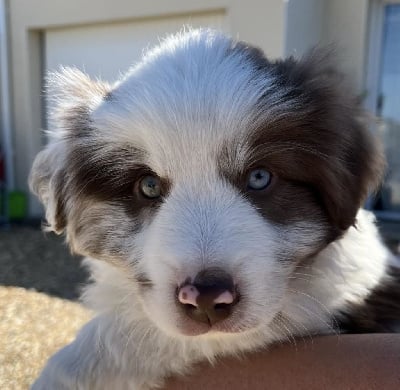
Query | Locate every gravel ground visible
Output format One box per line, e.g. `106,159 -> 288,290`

0,287 -> 91,389
0,225 -> 92,389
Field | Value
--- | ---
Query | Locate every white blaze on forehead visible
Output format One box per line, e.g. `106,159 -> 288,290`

136,178 -> 283,284
91,29 -> 274,177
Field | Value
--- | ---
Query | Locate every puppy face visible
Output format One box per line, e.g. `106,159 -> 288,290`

30,30 -> 384,337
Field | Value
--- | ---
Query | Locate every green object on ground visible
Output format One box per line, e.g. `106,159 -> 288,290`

8,191 -> 27,220
0,190 -> 3,216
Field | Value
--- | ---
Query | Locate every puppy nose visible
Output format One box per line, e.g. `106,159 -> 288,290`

177,268 -> 238,325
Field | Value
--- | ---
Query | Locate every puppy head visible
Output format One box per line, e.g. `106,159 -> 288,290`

30,29 -> 384,336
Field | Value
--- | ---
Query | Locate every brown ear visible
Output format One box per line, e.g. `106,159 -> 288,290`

318,123 -> 385,231
267,48 -> 386,231
300,50 -> 385,230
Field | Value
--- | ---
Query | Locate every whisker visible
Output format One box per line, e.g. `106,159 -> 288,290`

270,317 -> 290,345
287,276 -> 312,283
136,327 -> 153,356
290,272 -> 314,278
288,289 -> 334,317
279,314 -> 310,347
272,316 -> 298,350
122,324 -> 137,355
291,302 -> 339,336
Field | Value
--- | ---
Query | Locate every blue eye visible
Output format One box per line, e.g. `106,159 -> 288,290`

247,169 -> 271,190
139,175 -> 161,198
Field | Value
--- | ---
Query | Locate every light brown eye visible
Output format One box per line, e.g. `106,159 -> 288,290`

139,175 -> 161,199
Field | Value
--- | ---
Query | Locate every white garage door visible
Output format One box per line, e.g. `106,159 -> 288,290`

45,11 -> 228,83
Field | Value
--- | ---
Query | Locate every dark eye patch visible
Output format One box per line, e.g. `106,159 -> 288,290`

217,137 -> 339,244
66,140 -> 170,206
59,139 -> 172,261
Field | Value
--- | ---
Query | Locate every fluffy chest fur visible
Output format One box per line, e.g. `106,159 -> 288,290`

30,29 -> 399,389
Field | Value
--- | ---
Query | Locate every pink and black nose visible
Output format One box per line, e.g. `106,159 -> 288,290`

177,268 -> 238,325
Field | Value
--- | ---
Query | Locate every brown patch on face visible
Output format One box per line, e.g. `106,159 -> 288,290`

66,140 -> 170,207
261,50 -> 384,232
247,179 -> 327,225
60,140 -> 172,260
245,118 -> 383,234
219,46 -> 385,242
221,161 -> 336,251
36,68 -> 172,260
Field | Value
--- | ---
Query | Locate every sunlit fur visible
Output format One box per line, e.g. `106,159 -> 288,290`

30,29 -> 398,389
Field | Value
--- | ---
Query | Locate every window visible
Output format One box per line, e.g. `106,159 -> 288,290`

367,2 -> 400,223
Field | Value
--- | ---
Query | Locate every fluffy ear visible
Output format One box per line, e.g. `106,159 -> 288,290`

29,144 -> 67,233
265,49 -> 386,231
296,49 -> 386,231
30,68 -> 111,232
46,67 -> 111,137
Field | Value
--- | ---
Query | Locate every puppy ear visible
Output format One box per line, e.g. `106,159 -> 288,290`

297,49 -> 386,231
46,67 -> 111,137
29,144 -> 67,233
30,68 -> 111,233
268,48 -> 386,232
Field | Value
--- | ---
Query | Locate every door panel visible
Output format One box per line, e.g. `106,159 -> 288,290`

45,12 -> 228,82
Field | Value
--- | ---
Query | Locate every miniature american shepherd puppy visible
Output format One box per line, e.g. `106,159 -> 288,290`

30,29 -> 400,389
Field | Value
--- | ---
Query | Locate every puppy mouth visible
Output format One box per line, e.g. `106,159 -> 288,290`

176,316 -> 249,336
175,301 -> 256,337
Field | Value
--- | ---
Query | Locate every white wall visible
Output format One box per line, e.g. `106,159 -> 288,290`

284,0 -> 325,57
45,12 -> 228,83
322,0 -> 370,92
284,0 -> 370,92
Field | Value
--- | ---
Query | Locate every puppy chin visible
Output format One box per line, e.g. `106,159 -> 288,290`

174,319 -> 250,337
170,306 -> 263,337
175,317 -> 211,336
177,319 -> 265,339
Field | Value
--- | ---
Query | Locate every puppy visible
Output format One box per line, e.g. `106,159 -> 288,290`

30,29 -> 400,389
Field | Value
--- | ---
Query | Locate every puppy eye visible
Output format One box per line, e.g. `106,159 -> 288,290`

139,175 -> 161,199
247,169 -> 271,190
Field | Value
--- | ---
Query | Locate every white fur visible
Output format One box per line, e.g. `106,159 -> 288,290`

31,29 -> 398,389
283,210 -> 393,334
